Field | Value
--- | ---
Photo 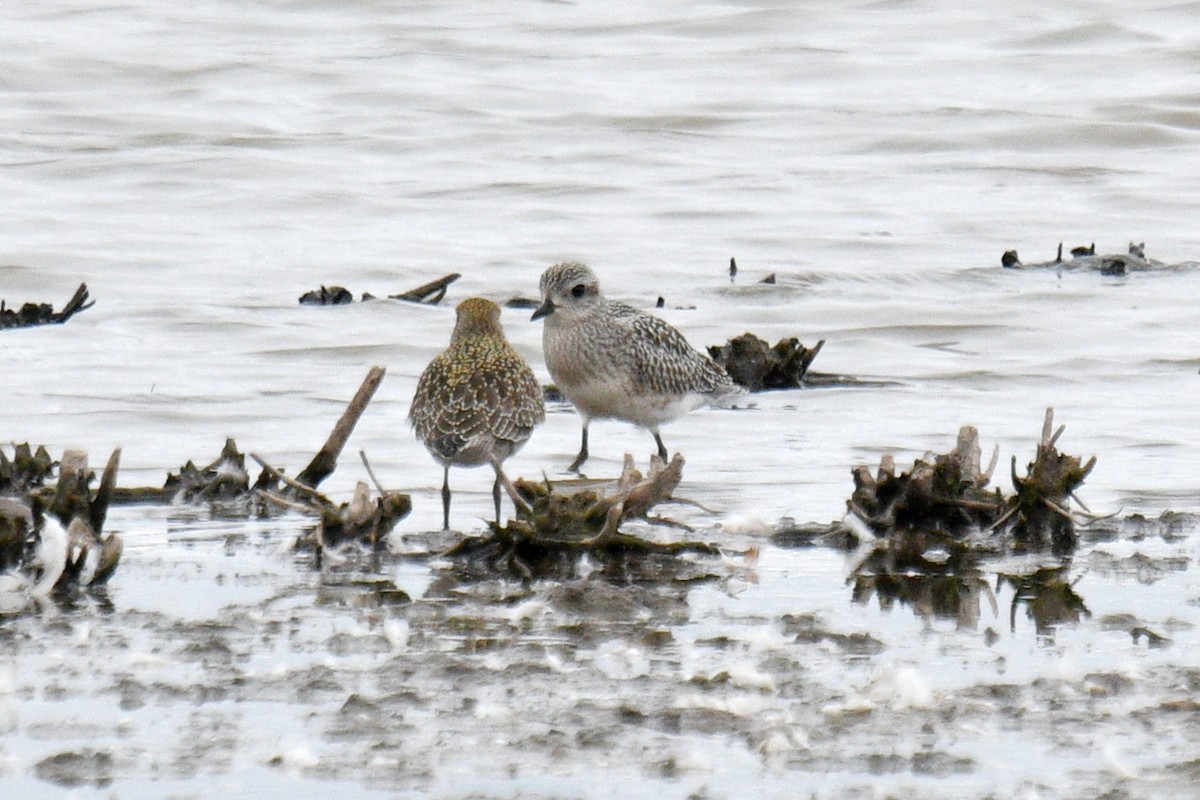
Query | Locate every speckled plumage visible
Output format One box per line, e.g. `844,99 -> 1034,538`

531,262 -> 741,471
410,297 -> 545,529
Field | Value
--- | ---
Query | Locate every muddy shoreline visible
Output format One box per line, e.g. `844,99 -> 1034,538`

3,505 -> 1197,799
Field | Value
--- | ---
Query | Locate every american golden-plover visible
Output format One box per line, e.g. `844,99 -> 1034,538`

410,297 -> 545,529
532,262 -> 741,472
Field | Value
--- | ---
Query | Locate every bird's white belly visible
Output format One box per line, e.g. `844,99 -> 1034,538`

567,376 -> 704,428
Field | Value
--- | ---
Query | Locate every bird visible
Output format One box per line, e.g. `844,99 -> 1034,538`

531,262 -> 742,472
409,297 -> 545,530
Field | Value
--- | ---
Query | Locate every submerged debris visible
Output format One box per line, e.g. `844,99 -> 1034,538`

299,285 -> 354,305
299,273 -> 461,305
1001,241 -> 1170,274
257,451 -> 411,553
847,408 -> 1099,564
110,437 -> 266,511
444,454 -> 722,584
0,283 -> 94,330
707,333 -> 826,391
166,437 -> 257,505
726,256 -> 776,285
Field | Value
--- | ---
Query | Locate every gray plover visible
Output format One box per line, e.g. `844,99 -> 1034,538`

532,262 -> 741,472
410,297 -> 545,529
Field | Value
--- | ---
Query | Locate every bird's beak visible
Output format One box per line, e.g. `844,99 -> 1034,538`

530,298 -> 555,321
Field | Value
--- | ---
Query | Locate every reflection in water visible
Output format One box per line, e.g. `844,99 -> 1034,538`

851,571 -> 995,630
851,564 -> 1089,641
1001,566 -> 1090,638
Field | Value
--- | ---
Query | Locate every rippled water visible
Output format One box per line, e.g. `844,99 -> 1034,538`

3,1 -> 1200,797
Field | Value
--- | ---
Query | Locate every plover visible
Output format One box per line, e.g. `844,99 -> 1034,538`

532,262 -> 741,472
410,297 -> 545,529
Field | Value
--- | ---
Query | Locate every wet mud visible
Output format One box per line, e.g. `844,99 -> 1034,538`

3,506 -> 1198,799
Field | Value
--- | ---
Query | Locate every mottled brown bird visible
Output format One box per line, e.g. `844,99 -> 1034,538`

409,297 -> 545,530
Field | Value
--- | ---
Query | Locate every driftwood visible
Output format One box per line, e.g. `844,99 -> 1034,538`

250,366 -> 408,548
846,409 -> 1098,563
0,283 -> 94,329
295,365 -> 385,488
388,273 -> 460,304
165,437 -> 254,504
708,333 -> 825,391
298,274 -> 461,306
444,454 -> 721,583
107,437 -> 260,509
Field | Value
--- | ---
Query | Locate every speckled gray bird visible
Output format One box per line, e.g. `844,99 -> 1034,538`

410,297 -> 545,530
532,262 -> 742,472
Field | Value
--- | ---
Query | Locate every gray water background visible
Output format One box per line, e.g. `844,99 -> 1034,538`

2,2 -> 1200,797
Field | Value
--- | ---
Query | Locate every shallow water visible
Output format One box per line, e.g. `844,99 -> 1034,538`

3,1 -> 1200,797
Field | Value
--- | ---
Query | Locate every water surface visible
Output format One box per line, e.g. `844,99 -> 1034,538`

2,1 -> 1199,797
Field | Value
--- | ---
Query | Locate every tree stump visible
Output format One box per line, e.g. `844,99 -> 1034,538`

707,333 -> 825,391
846,408 -> 1097,562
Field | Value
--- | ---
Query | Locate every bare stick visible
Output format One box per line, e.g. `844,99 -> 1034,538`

52,450 -> 90,525
89,448 -> 121,534
981,444 -> 999,485
1040,407 -> 1054,445
254,489 -> 317,514
1049,424 -> 1066,448
985,503 -> 1020,532
390,273 -> 461,304
492,461 -> 532,516
295,366 -> 386,488
578,501 -> 626,547
359,449 -> 387,496
1041,496 -> 1075,520
665,496 -> 721,515
250,452 -> 331,504
54,283 -> 95,323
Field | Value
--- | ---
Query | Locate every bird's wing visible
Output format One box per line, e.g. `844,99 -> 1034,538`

616,306 -> 735,396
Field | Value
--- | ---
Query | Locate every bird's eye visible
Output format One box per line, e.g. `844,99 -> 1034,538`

570,283 -> 587,299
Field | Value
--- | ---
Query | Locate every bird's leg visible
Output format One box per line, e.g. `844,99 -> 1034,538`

492,475 -> 502,524
567,421 -> 590,473
492,460 -> 532,517
652,431 -> 668,463
441,467 -> 452,531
